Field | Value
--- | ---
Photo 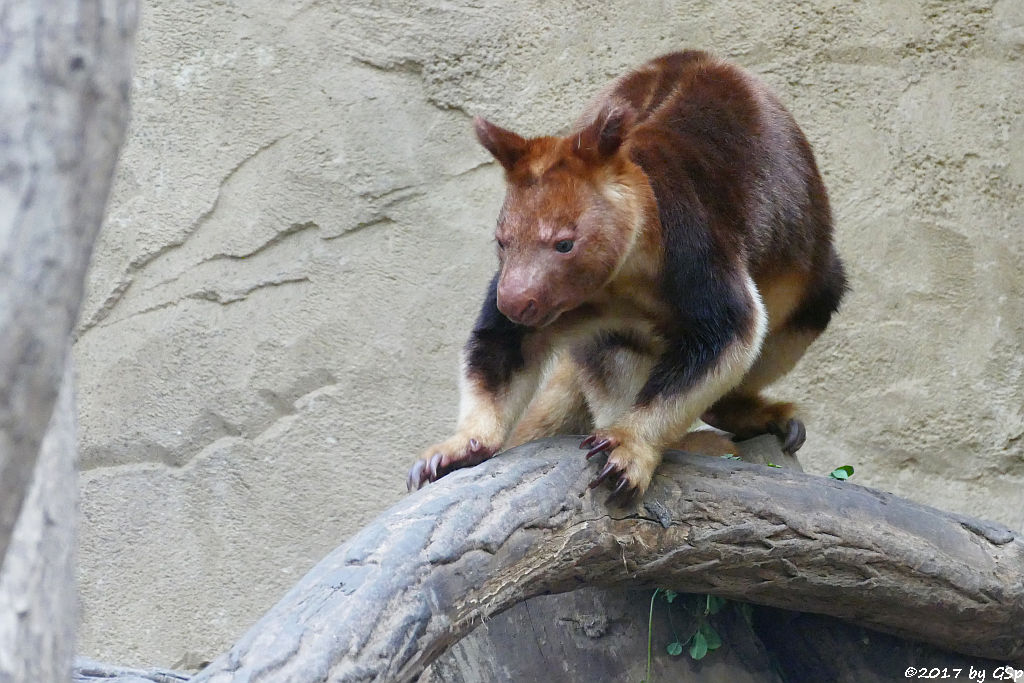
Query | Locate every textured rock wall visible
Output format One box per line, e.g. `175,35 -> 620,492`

75,0 -> 1024,668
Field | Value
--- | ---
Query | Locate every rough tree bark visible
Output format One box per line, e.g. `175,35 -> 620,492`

0,1 -> 139,680
184,437 -> 1022,683
423,434 -> 802,683
422,438 -> 1014,682
0,365 -> 78,682
0,0 -> 138,568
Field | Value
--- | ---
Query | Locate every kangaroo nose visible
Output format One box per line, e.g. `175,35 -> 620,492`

515,299 -> 537,323
501,296 -> 538,325
496,287 -> 539,326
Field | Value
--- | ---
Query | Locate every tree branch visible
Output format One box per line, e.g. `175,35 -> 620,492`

0,0 -> 139,570
188,437 -> 1023,682
0,4 -> 138,679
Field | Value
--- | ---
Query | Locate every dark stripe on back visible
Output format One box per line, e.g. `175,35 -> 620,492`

630,144 -> 753,405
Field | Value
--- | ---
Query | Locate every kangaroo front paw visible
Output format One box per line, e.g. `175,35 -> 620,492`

407,435 -> 499,491
581,429 -> 660,504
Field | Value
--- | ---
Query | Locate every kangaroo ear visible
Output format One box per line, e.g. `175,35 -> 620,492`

575,106 -> 635,162
474,116 -> 529,171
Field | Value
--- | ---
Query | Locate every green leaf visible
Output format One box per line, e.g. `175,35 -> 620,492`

701,623 -> 723,650
705,595 -> 726,615
664,589 -> 677,603
689,631 -> 708,660
830,465 -> 854,480
667,641 -> 683,656
720,453 -> 741,460
766,462 -> 782,468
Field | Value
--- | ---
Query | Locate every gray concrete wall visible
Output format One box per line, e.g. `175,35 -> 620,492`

74,0 -> 1024,669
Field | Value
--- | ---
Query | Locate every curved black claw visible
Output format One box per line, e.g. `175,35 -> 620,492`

407,452 -> 445,492
606,476 -> 635,505
428,452 -> 443,481
784,419 -> 806,454
408,440 -> 501,493
407,459 -> 429,492
589,461 -> 617,489
580,435 -> 618,460
586,454 -> 638,505
768,418 -> 806,455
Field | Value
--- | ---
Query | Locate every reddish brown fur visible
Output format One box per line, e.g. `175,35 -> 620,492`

409,51 -> 846,499
476,121 -> 659,329
482,51 -> 837,337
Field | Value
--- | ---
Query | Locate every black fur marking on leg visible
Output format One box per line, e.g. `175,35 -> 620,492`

635,296 -> 749,406
572,329 -> 652,394
789,249 -> 848,332
465,273 -> 527,393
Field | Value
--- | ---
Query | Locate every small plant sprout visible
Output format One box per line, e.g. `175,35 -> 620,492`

705,595 -> 726,615
656,590 -> 727,665
691,621 -> 723,659
641,588 -> 661,683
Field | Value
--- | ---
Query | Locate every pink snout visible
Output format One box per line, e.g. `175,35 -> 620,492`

496,285 -> 543,326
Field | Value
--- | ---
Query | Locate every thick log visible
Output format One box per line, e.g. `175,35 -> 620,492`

191,437 -> 1024,682
423,434 -> 798,682
0,0 -> 138,568
424,437 -> 1012,682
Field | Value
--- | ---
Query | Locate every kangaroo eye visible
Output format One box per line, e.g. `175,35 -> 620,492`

496,239 -> 506,251
554,239 -> 574,253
